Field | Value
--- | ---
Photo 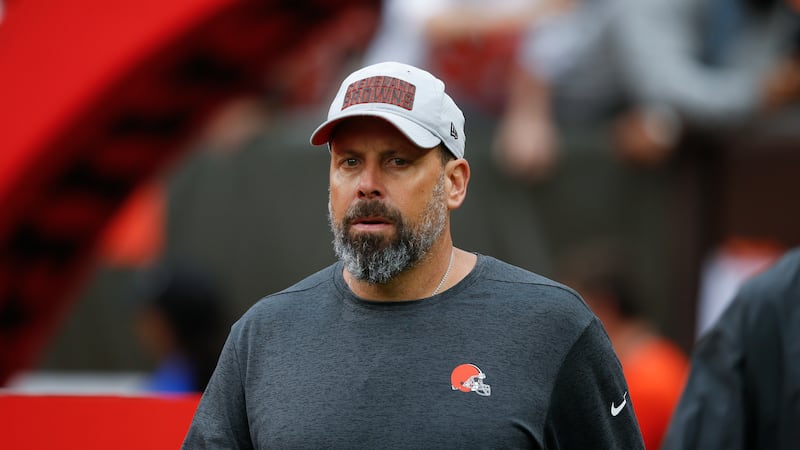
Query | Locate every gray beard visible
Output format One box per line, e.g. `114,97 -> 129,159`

329,174 -> 447,285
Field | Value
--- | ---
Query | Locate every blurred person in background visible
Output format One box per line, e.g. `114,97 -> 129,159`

134,262 -> 229,393
611,0 -> 800,165
662,246 -> 800,450
494,0 -> 624,181
494,0 -> 800,181
557,239 -> 689,450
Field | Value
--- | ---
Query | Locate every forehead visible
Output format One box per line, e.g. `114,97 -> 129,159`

329,117 -> 421,152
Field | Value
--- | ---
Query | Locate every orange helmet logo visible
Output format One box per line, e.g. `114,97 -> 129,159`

450,363 -> 491,396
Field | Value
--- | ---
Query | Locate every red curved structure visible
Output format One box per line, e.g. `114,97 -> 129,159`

0,0 -> 379,384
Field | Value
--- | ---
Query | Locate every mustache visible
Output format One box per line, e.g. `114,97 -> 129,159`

344,200 -> 403,227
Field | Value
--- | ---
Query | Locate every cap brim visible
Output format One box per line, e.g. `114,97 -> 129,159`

310,111 -> 441,149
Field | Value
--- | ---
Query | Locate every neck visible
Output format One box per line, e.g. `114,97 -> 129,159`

432,248 -> 455,296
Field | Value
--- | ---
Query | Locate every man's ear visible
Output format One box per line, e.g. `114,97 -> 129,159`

445,158 -> 470,210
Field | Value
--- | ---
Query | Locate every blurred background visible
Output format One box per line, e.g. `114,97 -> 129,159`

1,0 -> 799,415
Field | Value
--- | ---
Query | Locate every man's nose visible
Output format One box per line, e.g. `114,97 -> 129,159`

357,165 -> 384,199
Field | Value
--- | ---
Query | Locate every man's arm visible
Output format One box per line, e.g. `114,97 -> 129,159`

544,318 -> 645,449
182,326 -> 253,449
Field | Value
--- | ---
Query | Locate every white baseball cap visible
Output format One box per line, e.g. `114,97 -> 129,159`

310,61 -> 466,159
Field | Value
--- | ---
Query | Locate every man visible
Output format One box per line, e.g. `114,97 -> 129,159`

182,61 -> 644,448
662,246 -> 800,450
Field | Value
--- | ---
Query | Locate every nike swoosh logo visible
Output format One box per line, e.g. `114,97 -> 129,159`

611,391 -> 628,417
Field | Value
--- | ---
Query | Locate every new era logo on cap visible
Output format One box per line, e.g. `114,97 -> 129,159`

309,61 -> 466,159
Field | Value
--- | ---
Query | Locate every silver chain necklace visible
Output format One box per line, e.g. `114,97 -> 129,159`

432,248 -> 455,296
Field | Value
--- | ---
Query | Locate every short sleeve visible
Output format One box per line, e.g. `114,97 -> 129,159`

182,326 -> 253,449
544,318 -> 645,449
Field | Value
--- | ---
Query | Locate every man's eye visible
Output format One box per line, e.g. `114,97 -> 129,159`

344,158 -> 359,167
390,158 -> 408,166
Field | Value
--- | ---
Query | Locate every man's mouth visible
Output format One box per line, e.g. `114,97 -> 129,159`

350,216 -> 394,231
354,216 -> 390,225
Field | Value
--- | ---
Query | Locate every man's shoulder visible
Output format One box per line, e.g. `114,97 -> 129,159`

719,246 -> 800,338
474,254 -> 591,318
479,254 -> 579,297
473,255 -> 603,356
735,246 -> 800,311
278,263 -> 340,295
238,263 -> 339,320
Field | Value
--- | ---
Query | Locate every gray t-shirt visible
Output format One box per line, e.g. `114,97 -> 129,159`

183,254 -> 644,449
